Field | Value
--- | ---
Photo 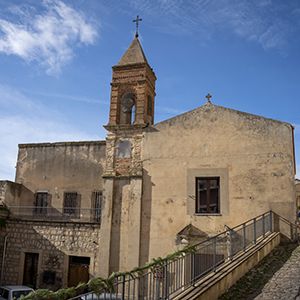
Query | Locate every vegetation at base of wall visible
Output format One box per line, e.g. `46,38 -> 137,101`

219,243 -> 298,300
20,244 -> 198,300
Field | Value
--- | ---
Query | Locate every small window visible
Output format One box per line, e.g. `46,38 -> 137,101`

34,192 -> 48,215
63,192 -> 79,217
92,191 -> 102,222
116,140 -> 131,158
196,177 -> 220,214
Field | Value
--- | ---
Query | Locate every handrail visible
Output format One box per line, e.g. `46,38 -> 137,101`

69,211 -> 275,300
7,205 -> 101,224
271,211 -> 299,242
272,211 -> 298,226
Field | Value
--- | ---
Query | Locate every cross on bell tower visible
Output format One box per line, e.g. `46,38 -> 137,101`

105,22 -> 156,131
133,15 -> 142,38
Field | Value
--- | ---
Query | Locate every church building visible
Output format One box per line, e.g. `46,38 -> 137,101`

0,33 -> 296,290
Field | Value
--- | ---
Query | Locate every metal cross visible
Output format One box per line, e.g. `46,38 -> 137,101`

205,93 -> 212,103
133,15 -> 142,38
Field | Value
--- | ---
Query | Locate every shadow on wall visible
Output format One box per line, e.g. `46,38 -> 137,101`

140,169 -> 154,266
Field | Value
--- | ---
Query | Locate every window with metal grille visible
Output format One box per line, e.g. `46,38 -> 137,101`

92,191 -> 102,222
63,192 -> 79,217
196,177 -> 220,214
34,192 -> 48,215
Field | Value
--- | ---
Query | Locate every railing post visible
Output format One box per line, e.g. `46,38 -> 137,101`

270,211 -> 273,232
191,252 -> 196,284
213,237 -> 217,271
227,229 -> 233,260
262,213 -> 265,237
242,223 -> 246,251
121,274 -> 126,300
164,261 -> 168,299
253,218 -> 257,244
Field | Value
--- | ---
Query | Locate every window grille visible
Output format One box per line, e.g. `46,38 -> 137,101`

92,191 -> 102,222
34,192 -> 48,215
63,192 -> 79,217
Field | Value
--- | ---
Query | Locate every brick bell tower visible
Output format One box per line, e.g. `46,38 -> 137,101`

99,30 -> 156,277
104,35 -> 156,177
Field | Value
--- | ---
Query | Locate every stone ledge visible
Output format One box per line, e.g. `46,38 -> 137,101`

19,140 -> 106,148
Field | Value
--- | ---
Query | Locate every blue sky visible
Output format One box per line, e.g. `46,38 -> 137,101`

0,0 -> 300,180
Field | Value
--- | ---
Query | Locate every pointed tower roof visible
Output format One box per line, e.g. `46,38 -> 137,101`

117,37 -> 148,66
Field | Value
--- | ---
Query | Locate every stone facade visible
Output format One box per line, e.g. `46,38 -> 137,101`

0,220 -> 99,289
15,141 -> 106,209
141,103 -> 296,260
0,35 -> 297,289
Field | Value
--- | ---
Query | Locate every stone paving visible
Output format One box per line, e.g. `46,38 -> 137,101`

254,245 -> 300,300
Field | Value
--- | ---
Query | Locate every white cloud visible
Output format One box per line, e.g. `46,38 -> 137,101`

0,0 -> 98,74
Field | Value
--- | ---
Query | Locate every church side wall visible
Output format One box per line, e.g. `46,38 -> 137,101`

14,141 -> 106,209
141,105 -> 296,260
0,220 -> 100,289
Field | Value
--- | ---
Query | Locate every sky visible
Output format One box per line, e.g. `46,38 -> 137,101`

0,0 -> 300,180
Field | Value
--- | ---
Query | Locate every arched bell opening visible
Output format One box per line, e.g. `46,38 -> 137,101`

119,92 -> 136,125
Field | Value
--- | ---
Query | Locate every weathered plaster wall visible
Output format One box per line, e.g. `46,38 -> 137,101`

15,141 -> 106,208
0,180 -> 34,207
142,103 -> 296,260
0,220 -> 100,289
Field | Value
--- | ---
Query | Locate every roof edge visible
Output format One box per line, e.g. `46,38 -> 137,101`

155,103 -> 293,128
19,140 -> 106,148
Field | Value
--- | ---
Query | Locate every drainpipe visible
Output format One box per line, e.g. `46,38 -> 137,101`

0,234 -> 8,285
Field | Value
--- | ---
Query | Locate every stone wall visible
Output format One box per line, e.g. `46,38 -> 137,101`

141,103 -> 296,261
0,220 -> 100,289
0,180 -> 34,207
15,141 -> 106,209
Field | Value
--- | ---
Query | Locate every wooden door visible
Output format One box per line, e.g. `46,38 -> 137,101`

23,252 -> 39,288
68,256 -> 90,287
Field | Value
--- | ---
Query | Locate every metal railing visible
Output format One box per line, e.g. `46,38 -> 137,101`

272,211 -> 299,242
7,206 -> 101,224
70,211 -> 279,300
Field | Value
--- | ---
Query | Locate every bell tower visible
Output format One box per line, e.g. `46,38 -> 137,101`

99,33 -> 156,277
103,35 -> 156,178
105,36 -> 156,130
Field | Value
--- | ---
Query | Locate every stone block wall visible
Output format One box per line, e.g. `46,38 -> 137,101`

0,220 -> 100,289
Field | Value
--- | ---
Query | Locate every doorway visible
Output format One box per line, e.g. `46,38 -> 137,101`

23,252 -> 39,288
68,256 -> 90,287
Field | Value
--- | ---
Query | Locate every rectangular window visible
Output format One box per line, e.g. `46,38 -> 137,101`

91,191 -> 102,222
34,192 -> 48,215
63,192 -> 79,217
196,177 -> 220,214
